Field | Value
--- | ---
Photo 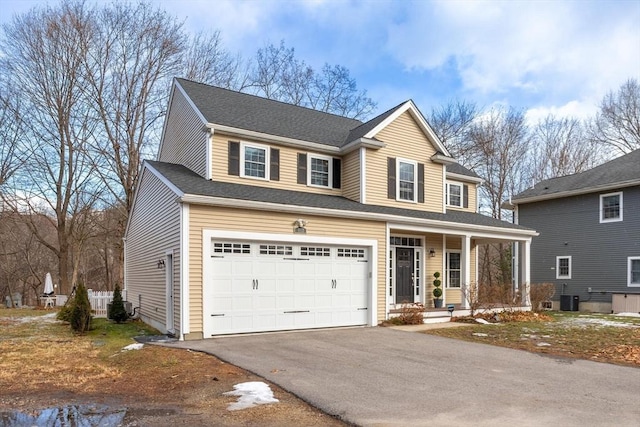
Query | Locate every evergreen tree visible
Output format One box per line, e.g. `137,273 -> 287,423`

70,283 -> 92,333
108,284 -> 129,323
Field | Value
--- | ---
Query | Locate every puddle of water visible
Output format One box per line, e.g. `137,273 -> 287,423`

1,404 -> 126,427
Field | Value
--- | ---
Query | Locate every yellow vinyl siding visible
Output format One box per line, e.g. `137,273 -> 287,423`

211,133 -> 341,195
126,169 -> 181,332
159,88 -> 208,178
188,205 -> 386,336
423,233 -> 444,308
366,111 -> 444,212
342,149 -> 360,202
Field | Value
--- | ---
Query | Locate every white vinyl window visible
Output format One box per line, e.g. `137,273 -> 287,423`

556,256 -> 572,279
446,182 -> 463,207
308,154 -> 332,188
446,251 -> 461,288
397,158 -> 417,202
600,192 -> 622,223
241,142 -> 269,180
629,257 -> 640,287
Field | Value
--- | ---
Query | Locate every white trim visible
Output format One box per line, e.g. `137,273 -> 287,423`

385,223 -> 390,316
307,153 -> 333,189
396,158 -> 418,203
512,180 -> 640,205
180,194 -> 539,239
340,137 -> 386,154
363,101 -> 452,157
446,171 -> 483,184
446,181 -> 464,208
442,167 -> 447,212
627,257 -> 640,287
360,147 -> 367,204
240,141 -> 270,181
207,123 -> 341,155
556,256 -> 572,279
206,129 -> 213,180
599,191 -> 623,223
123,237 -> 127,293
165,250 -> 175,334
180,203 -> 190,337
202,229 -> 378,327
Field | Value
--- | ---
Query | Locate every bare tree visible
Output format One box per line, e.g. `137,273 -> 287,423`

249,41 -> 376,119
428,99 -> 479,161
529,115 -> 600,183
0,1 -> 102,295
588,78 -> 640,155
0,86 -> 24,188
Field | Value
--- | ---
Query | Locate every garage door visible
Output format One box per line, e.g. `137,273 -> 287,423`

203,240 -> 370,336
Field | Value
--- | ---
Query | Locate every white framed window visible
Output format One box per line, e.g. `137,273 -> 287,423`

446,251 -> 461,288
240,142 -> 270,180
600,192 -> 622,223
629,257 -> 640,287
556,256 -> 572,279
446,182 -> 463,207
308,154 -> 333,188
397,158 -> 417,202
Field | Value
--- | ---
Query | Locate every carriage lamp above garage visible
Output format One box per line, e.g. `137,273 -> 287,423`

429,248 -> 436,258
293,218 -> 307,234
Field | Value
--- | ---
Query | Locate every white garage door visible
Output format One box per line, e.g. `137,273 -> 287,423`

203,240 -> 370,336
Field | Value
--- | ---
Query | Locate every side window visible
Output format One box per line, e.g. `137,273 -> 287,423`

556,256 -> 572,279
308,154 -> 332,188
397,158 -> 417,202
446,252 -> 461,288
600,192 -> 622,223
628,257 -> 640,287
447,182 -> 463,207
241,142 -> 269,180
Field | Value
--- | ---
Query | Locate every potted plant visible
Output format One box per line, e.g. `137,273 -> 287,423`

433,272 -> 443,308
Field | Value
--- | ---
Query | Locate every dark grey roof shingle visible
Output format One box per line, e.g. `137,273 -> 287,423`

447,163 -> 481,179
513,149 -> 640,201
177,78 -> 362,147
148,160 -> 531,232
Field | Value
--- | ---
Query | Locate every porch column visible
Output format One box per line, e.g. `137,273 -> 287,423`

461,235 -> 471,309
520,239 -> 531,306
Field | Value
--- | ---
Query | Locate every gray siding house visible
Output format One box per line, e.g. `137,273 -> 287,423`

510,149 -> 640,313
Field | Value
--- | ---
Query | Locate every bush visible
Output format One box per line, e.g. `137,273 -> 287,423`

70,283 -> 92,334
108,284 -> 129,323
530,282 -> 555,312
380,303 -> 425,326
56,304 -> 73,323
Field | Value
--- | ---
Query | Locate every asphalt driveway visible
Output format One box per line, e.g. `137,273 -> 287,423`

171,327 -> 640,426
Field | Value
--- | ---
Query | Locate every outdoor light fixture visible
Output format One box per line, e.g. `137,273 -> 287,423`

293,218 -> 307,234
157,260 -> 165,269
429,248 -> 436,257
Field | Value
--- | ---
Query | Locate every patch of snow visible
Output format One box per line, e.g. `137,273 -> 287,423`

537,342 -> 551,347
475,318 -> 491,324
224,381 -> 279,411
615,312 -> 640,318
14,313 -> 60,323
561,317 -> 639,329
472,332 -> 489,337
121,343 -> 144,351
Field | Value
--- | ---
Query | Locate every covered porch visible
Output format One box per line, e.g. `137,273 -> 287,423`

385,222 -> 535,319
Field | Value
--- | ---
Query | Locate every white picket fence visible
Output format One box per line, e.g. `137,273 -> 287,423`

87,290 -> 125,318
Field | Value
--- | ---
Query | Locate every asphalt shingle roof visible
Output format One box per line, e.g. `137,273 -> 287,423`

447,163 -> 481,179
177,78 -> 363,147
512,149 -> 640,202
148,160 -> 531,232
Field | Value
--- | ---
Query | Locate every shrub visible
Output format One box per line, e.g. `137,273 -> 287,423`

108,284 -> 129,323
56,304 -> 73,323
70,283 -> 92,334
529,282 -> 555,312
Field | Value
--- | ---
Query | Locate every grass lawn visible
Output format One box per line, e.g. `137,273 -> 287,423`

424,311 -> 640,367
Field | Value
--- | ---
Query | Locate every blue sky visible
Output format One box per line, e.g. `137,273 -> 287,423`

2,0 -> 639,122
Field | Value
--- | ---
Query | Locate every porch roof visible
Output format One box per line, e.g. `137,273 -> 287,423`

147,160 -> 534,235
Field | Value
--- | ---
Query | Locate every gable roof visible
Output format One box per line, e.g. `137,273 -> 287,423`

447,163 -> 482,181
174,78 -> 452,158
512,149 -> 640,204
146,160 -> 534,236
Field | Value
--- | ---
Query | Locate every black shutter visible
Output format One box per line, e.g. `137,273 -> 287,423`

228,141 -> 240,176
332,158 -> 341,189
418,163 -> 425,203
387,157 -> 396,199
297,153 -> 307,184
463,184 -> 469,208
270,148 -> 280,181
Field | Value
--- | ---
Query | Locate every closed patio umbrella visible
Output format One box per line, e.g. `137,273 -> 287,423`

43,273 -> 54,296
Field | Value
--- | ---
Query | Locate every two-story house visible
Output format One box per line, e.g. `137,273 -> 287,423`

124,78 -> 537,339
509,149 -> 640,313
